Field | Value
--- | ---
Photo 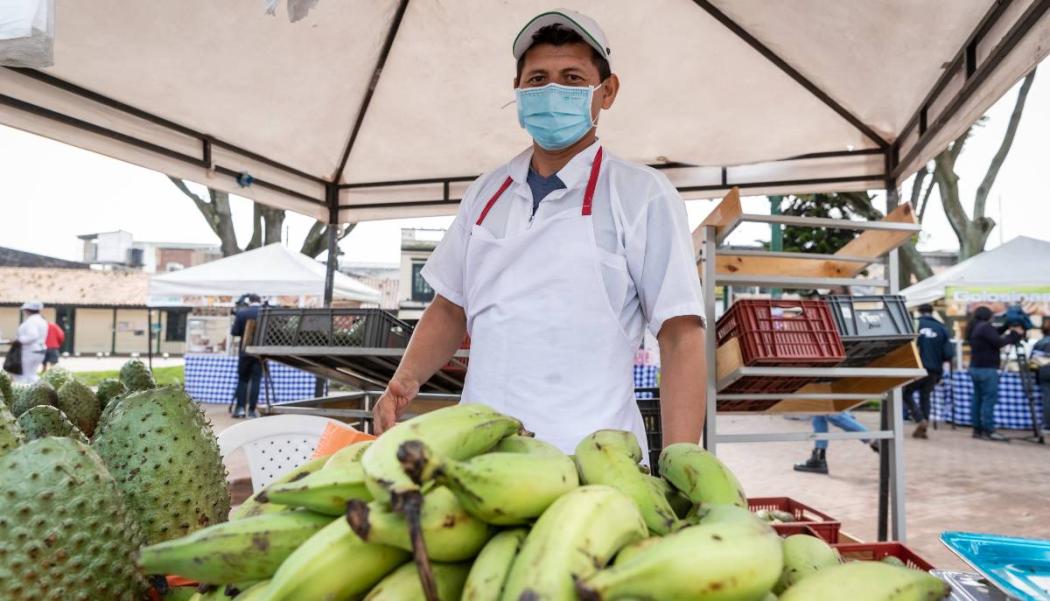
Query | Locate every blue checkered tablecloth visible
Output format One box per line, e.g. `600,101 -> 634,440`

184,354 -> 319,405
634,365 -> 659,399
921,371 -> 1039,430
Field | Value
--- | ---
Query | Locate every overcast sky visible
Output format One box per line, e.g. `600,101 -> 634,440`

0,65 -> 1046,266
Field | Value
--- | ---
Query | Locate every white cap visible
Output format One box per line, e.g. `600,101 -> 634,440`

20,300 -> 43,311
513,9 -> 611,65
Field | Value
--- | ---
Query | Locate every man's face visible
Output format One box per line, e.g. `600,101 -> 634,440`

515,42 -> 618,120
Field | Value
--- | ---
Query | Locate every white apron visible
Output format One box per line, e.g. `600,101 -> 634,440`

460,148 -> 648,458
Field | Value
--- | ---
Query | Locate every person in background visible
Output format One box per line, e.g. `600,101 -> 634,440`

16,301 -> 48,383
793,411 -> 879,475
230,293 -> 263,419
42,319 -> 65,372
1002,302 -> 1034,332
903,304 -> 955,439
1030,320 -> 1050,430
966,305 -> 1024,442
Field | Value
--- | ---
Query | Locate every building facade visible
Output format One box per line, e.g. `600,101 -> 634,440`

0,266 -> 187,356
397,228 -> 442,322
78,230 -> 222,273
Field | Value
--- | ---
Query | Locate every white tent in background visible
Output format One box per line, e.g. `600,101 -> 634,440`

0,1 -> 1047,223
901,236 -> 1050,307
148,243 -> 381,305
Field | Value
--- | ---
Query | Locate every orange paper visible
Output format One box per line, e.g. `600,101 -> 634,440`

312,422 -> 377,458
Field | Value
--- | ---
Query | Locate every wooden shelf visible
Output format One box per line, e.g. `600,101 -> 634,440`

714,338 -> 925,413
693,188 -> 920,279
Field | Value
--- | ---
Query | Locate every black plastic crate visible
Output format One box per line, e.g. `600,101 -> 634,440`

254,308 -> 414,349
826,295 -> 916,367
636,394 -> 662,472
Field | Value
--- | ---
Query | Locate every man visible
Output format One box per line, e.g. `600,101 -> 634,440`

373,10 -> 706,457
15,300 -> 48,383
230,293 -> 263,418
966,305 -> 1023,442
43,319 -> 65,371
903,304 -> 955,439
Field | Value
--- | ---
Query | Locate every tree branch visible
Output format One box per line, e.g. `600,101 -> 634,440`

933,150 -> 972,251
917,175 -> 936,223
908,165 -> 928,209
839,191 -> 883,221
974,68 -> 1036,220
168,176 -> 210,217
169,177 -> 241,256
246,203 -> 264,251
339,222 -> 358,241
948,126 -> 972,162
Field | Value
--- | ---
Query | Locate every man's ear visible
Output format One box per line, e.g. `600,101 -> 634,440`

513,76 -> 520,89
601,74 -> 620,109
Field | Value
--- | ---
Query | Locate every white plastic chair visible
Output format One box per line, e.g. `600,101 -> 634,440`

217,414 -> 342,491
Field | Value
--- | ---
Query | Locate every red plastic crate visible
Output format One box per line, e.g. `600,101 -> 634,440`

440,335 -> 471,374
748,497 -> 841,543
722,374 -> 814,395
772,522 -> 823,538
833,542 -> 935,572
717,300 -> 846,366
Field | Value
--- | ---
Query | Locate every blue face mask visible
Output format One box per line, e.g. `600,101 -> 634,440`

515,82 -> 601,151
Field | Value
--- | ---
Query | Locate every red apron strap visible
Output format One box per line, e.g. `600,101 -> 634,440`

581,147 -> 603,216
477,147 -> 602,224
475,176 -> 513,226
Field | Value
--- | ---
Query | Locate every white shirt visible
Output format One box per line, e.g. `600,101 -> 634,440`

17,313 -> 47,351
422,141 -> 704,344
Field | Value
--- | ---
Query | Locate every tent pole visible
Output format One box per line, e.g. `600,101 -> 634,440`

879,150 -> 908,542
323,185 -> 339,308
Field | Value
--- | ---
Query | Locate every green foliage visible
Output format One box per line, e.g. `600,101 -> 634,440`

75,365 -> 184,388
776,193 -> 862,255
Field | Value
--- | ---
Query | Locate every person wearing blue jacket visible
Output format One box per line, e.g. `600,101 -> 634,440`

903,304 -> 955,439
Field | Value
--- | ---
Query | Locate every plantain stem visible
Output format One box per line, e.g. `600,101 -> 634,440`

399,491 -> 439,601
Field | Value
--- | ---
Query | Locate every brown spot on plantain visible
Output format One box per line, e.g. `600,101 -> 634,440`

251,534 -> 269,552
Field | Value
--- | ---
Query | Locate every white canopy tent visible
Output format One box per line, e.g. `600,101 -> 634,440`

0,0 -> 1047,224
901,236 -> 1050,307
148,243 -> 381,305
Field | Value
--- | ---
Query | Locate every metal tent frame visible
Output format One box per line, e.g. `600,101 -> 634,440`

0,0 -> 1045,302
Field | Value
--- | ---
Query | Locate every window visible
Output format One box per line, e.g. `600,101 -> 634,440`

164,310 -> 188,342
411,262 -> 434,303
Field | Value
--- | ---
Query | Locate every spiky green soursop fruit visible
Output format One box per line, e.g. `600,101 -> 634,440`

17,405 -> 88,443
56,379 -> 101,438
0,370 -> 12,408
119,358 -> 157,392
11,380 -> 57,417
93,386 -> 230,545
0,402 -> 24,457
0,437 -> 146,600
96,377 -> 128,410
39,366 -> 73,390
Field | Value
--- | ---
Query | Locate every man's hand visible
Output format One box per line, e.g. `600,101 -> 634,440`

372,375 -> 420,435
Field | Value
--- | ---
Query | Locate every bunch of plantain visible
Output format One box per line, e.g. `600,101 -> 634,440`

135,406 -> 950,601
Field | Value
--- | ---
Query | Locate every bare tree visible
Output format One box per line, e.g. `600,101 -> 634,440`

934,69 -> 1036,260
841,68 -> 1036,287
168,177 -> 355,258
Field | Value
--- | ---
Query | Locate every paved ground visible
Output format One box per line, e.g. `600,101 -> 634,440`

205,405 -> 1050,572
717,412 -> 1050,570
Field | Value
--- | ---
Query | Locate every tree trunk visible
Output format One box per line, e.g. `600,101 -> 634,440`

168,177 -> 242,256
300,222 -> 358,259
931,69 -> 1035,261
